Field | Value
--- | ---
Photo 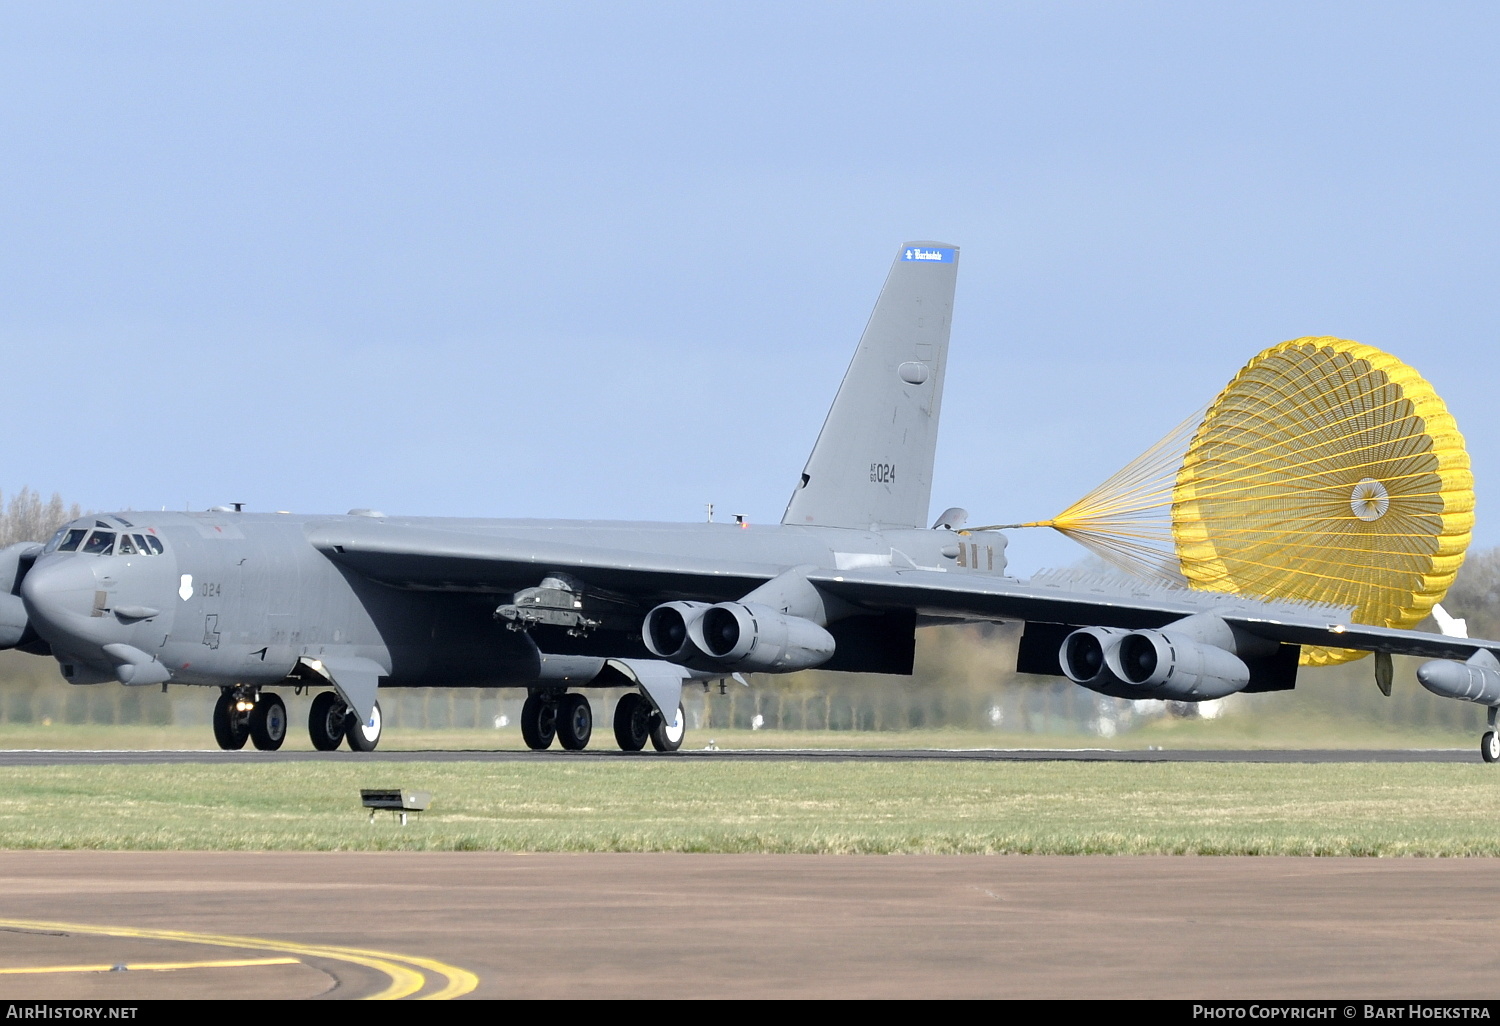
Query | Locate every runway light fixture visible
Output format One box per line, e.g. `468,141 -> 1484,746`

361,788 -> 432,826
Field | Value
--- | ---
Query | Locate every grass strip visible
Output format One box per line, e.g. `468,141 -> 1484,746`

0,760 -> 1497,855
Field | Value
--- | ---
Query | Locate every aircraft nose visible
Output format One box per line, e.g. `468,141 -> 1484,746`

20,557 -> 100,638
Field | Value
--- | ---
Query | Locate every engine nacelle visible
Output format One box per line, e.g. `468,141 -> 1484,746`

1059,627 -> 1131,689
0,543 -> 40,650
1106,629 -> 1252,701
642,601 -> 713,662
688,602 -> 836,673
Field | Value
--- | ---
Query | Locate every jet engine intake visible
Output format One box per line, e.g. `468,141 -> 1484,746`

641,601 -> 712,662
1059,627 -> 1130,688
1106,630 -> 1252,701
688,602 -> 835,673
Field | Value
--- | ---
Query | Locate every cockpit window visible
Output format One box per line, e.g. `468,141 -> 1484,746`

44,526 -> 70,553
132,534 -> 151,554
117,535 -> 139,555
56,529 -> 88,553
145,536 -> 164,555
81,531 -> 115,555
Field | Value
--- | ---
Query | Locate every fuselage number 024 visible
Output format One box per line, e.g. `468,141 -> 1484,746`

869,463 -> 896,484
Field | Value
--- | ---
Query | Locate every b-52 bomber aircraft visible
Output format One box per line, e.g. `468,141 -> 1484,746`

6,242 -> 1500,757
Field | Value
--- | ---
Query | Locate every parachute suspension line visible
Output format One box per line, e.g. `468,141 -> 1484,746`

989,337 -> 1474,668
971,407 -> 1207,586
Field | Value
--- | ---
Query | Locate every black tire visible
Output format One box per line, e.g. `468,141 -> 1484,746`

649,702 -> 686,753
520,694 -> 557,751
556,693 -> 593,751
249,693 -> 288,752
308,691 -> 346,751
612,692 -> 651,752
212,690 -> 248,751
1483,731 -> 1499,764
345,701 -> 383,752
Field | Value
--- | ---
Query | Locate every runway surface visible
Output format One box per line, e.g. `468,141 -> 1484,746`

0,746 -> 1480,765
0,852 -> 1495,999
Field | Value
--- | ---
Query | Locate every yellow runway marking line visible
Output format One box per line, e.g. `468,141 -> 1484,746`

0,919 -> 478,999
0,957 -> 298,974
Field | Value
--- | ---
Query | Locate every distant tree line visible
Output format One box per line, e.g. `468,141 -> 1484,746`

0,487 -> 82,549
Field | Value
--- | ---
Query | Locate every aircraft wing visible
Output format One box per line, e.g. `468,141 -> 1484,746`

309,520 -> 1497,661
307,522 -> 775,599
805,566 -> 1500,662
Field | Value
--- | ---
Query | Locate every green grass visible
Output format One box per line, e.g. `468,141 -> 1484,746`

1,760 -> 1498,855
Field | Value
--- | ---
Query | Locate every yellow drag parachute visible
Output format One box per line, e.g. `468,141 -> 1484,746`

1000,337 -> 1474,666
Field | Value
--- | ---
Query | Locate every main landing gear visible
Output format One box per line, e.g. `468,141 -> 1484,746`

520,691 -> 685,752
612,692 -> 683,752
308,691 -> 383,752
1483,707 -> 1500,764
213,687 -> 381,753
213,688 -> 288,752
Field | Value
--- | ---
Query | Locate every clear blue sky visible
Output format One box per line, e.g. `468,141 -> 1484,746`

1,2 -> 1495,575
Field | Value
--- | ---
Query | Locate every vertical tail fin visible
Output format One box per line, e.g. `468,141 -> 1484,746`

782,242 -> 959,530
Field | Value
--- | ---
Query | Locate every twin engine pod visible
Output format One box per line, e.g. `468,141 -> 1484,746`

642,600 -> 836,673
1059,615 -> 1268,702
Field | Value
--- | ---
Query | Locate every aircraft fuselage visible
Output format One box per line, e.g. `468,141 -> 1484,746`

19,510 -> 1001,694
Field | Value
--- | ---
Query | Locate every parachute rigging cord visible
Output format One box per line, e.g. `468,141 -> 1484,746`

982,337 -> 1475,666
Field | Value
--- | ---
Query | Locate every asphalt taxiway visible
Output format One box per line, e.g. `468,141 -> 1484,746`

0,747 -> 1480,765
0,852 -> 1496,999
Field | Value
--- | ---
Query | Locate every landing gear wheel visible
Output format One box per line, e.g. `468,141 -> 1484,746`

556,693 -> 593,751
649,702 -> 686,753
1482,731 -> 1499,763
212,690 -> 249,751
308,692 -> 347,751
249,693 -> 287,751
345,701 -> 383,752
521,694 -> 557,751
613,692 -> 651,752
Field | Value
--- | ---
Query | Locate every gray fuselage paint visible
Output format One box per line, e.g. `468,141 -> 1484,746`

20,511 -> 1001,691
